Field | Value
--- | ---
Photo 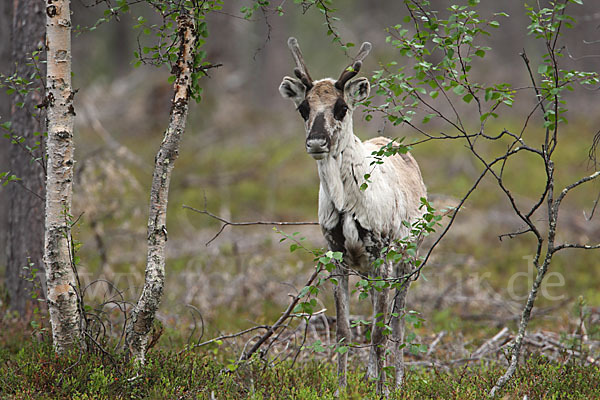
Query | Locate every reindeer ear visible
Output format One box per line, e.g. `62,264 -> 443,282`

343,77 -> 370,108
279,76 -> 306,106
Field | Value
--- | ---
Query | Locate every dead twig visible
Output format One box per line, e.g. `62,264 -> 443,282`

182,204 -> 318,246
426,330 -> 446,357
472,327 -> 510,358
187,325 -> 269,351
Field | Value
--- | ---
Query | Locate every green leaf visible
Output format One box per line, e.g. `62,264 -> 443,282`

538,64 -> 549,74
422,114 -> 435,124
452,85 -> 465,95
462,93 -> 474,103
299,286 -> 311,298
484,88 -> 492,102
292,303 -> 304,313
226,363 -> 238,372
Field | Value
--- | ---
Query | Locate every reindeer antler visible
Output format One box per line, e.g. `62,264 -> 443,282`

287,37 -> 314,90
335,41 -> 372,91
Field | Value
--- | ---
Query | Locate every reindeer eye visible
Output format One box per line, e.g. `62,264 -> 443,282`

333,98 -> 348,121
297,100 -> 310,121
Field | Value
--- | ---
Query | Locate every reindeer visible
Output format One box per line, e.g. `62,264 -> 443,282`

279,37 -> 427,393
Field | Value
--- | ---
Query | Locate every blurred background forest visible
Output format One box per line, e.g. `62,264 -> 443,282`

1,0 -> 599,362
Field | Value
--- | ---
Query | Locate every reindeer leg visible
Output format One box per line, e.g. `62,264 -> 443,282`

333,266 -> 350,391
367,263 -> 391,395
366,284 -> 377,381
391,262 -> 411,389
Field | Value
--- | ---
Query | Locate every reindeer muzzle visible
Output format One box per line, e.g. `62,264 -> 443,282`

306,113 -> 330,159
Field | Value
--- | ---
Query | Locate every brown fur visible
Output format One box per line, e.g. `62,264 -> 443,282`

306,80 -> 342,107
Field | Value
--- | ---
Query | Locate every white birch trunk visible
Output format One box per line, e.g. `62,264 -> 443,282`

44,0 -> 83,352
124,14 -> 196,365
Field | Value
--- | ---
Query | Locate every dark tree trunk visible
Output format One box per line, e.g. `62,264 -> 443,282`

0,0 -> 12,271
5,0 -> 46,316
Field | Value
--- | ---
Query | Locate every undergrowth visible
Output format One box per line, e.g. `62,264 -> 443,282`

1,332 -> 599,400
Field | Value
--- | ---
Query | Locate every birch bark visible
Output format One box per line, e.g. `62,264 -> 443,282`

44,0 -> 83,352
125,14 -> 196,364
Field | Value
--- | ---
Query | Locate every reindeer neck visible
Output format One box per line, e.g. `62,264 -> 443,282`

316,118 -> 368,213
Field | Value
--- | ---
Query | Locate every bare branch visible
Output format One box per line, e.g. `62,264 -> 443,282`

182,204 -> 318,245
584,188 -> 600,221
589,130 -> 600,168
189,325 -> 269,349
498,227 -> 532,241
553,242 -> 600,252
555,170 -> 600,208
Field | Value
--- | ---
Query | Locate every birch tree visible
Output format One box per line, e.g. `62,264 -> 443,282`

44,0 -> 83,352
124,12 -> 197,364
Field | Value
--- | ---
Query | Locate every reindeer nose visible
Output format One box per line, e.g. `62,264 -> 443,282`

306,113 -> 329,159
306,137 -> 328,155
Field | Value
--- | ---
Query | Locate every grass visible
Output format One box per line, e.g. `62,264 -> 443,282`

1,330 -> 599,399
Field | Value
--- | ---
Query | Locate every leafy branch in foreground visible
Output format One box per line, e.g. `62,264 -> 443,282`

365,0 -> 599,396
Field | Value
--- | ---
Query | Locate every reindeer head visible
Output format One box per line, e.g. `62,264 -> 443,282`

279,37 -> 371,160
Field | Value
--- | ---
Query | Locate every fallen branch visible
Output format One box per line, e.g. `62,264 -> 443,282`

426,330 -> 446,357
472,327 -> 510,358
241,264 -> 323,360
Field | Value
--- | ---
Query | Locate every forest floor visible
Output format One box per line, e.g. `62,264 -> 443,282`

1,321 -> 599,399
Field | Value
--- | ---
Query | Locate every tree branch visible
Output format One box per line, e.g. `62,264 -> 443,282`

182,204 -> 318,245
